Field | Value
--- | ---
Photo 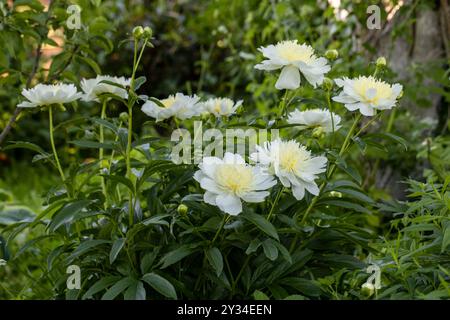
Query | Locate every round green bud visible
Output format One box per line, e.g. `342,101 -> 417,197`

325,49 -> 339,61
132,26 -> 144,39
119,112 -> 129,123
361,283 -> 375,297
312,126 -> 325,139
322,77 -> 334,91
376,56 -> 387,68
143,26 -> 153,39
177,204 -> 188,215
56,104 -> 66,112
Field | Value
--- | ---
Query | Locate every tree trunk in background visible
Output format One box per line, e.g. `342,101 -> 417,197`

365,0 -> 448,198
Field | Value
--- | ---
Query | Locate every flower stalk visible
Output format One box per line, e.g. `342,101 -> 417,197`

99,99 -> 108,207
48,106 -> 66,185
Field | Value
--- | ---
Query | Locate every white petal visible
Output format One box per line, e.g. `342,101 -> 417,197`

292,185 -> 305,200
366,88 -> 377,100
204,191 -> 217,205
358,103 -> 376,116
241,191 -> 270,203
199,177 -> 222,194
275,66 -> 300,90
216,194 -> 242,215
332,94 -> 358,104
255,61 -> 283,71
304,181 -> 320,195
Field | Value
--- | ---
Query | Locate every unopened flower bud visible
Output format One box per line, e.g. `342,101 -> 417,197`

376,56 -> 387,68
361,283 -> 375,297
322,77 -> 334,91
177,204 -> 188,215
312,126 -> 325,139
325,49 -> 339,61
143,26 -> 153,39
56,104 -> 66,112
119,112 -> 129,123
132,26 -> 144,39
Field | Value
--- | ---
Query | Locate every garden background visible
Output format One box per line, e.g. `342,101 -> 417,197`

0,0 -> 449,300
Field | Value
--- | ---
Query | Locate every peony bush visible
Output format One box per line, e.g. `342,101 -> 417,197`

1,1 -> 448,301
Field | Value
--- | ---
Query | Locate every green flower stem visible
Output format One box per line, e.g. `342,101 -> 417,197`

108,121 -> 123,202
126,38 -> 149,226
48,106 -> 66,185
278,89 -> 289,118
267,186 -> 283,221
99,99 -> 108,207
211,214 -> 230,245
326,90 -> 335,145
365,109 -> 394,186
289,113 -> 362,253
126,105 -> 134,226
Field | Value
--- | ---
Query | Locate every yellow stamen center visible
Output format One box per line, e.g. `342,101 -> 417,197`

215,164 -> 253,193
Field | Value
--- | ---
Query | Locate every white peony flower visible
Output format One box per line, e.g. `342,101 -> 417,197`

193,153 -> 276,215
255,40 -> 330,90
251,139 -> 327,200
80,75 -> 131,102
332,76 -> 402,116
202,98 -> 243,117
141,93 -> 202,122
287,108 -> 342,133
17,83 -> 82,108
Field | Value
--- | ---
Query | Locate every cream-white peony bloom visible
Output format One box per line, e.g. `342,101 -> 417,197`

255,40 -> 330,90
202,98 -> 243,117
287,108 -> 342,133
332,76 -> 402,116
80,75 -> 131,102
194,153 -> 276,215
17,83 -> 82,108
251,139 -> 327,200
141,93 -> 202,122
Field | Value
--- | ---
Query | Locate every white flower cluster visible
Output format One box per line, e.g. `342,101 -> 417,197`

17,75 -> 132,108
194,139 -> 327,215
192,41 -> 403,215
141,95 -> 243,122
17,78 -> 243,122
15,38 -> 403,217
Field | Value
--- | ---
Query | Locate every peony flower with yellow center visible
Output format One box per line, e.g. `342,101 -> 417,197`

202,98 -> 243,117
17,83 -> 82,108
141,93 -> 202,122
332,76 -> 402,116
251,139 -> 327,200
255,40 -> 330,90
287,108 -> 341,133
80,75 -> 131,102
194,153 -> 276,215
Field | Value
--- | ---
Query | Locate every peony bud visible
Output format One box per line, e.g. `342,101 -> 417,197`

361,282 -> 375,297
376,56 -> 387,68
312,126 -> 325,139
143,26 -> 153,39
177,204 -> 188,215
325,49 -> 339,61
132,26 -> 144,39
322,77 -> 334,91
119,112 -> 129,123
